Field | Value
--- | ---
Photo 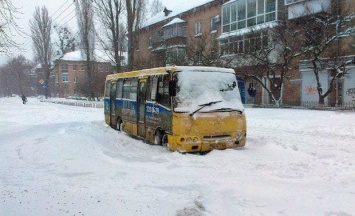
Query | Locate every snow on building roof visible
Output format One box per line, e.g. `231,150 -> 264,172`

142,0 -> 214,28
60,50 -> 127,65
61,50 -> 83,62
162,18 -> 186,28
223,0 -> 236,6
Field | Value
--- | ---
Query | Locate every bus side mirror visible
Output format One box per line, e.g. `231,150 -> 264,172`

169,80 -> 177,96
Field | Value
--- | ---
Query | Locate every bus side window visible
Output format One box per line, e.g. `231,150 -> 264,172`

123,78 -> 137,100
116,79 -> 123,98
123,79 -> 130,99
149,76 -> 158,101
157,75 -> 170,107
130,79 -> 138,100
105,81 -> 111,97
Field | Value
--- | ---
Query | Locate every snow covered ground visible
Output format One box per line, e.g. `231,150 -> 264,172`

0,97 -> 354,216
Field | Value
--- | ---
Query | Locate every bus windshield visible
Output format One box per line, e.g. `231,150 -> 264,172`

174,68 -> 244,114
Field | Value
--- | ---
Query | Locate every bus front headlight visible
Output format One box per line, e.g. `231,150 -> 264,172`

235,133 -> 243,141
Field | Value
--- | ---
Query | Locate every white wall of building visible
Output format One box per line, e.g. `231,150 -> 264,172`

343,68 -> 355,104
301,70 -> 329,105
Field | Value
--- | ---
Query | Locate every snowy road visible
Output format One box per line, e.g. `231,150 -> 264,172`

0,97 -> 354,216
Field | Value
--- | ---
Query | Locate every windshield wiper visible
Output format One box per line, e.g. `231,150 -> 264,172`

209,108 -> 243,114
190,100 -> 222,116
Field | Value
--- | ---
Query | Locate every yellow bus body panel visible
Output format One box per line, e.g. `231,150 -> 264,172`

169,112 -> 246,152
106,67 -> 169,82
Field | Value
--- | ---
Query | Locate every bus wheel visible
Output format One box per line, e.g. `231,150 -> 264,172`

117,120 -> 123,132
154,130 -> 163,145
161,134 -> 168,147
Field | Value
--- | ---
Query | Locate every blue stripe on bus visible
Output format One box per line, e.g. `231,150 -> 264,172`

145,102 -> 171,117
105,98 -> 170,118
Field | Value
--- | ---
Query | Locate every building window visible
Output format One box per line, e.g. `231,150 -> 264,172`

211,16 -> 219,33
238,1 -> 246,29
136,40 -> 140,51
166,47 -> 186,65
73,64 -> 78,70
62,64 -> 69,82
148,37 -> 152,48
197,51 -> 203,64
284,0 -> 305,5
220,34 -> 268,56
222,0 -> 277,33
74,77 -> 77,83
80,64 -> 85,71
99,65 -> 104,73
195,21 -> 202,36
305,27 -> 322,47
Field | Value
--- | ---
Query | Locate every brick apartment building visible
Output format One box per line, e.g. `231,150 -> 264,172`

135,0 -> 355,107
134,0 -> 224,68
53,50 -> 114,98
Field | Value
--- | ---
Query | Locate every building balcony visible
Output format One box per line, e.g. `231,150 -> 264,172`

150,28 -> 187,52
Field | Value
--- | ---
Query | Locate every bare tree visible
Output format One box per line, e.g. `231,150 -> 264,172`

0,0 -> 23,55
149,0 -> 164,17
125,0 -> 147,71
54,26 -> 76,58
300,4 -> 355,108
30,6 -> 53,99
236,21 -> 305,107
94,0 -> 125,73
75,0 -> 96,99
0,55 -> 33,97
186,33 -> 219,66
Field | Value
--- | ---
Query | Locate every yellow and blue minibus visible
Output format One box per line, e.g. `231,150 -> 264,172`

104,66 -> 246,153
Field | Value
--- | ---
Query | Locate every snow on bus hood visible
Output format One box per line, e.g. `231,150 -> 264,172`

174,68 -> 244,114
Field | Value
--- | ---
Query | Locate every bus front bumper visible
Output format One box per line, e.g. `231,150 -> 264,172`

173,136 -> 246,153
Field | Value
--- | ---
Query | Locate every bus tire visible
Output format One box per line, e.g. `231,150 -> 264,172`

117,119 -> 123,132
161,134 -> 168,147
154,129 -> 163,145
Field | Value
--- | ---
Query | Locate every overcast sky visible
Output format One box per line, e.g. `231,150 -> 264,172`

0,0 -> 185,64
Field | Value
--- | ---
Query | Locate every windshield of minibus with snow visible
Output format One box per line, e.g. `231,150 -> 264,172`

173,68 -> 244,114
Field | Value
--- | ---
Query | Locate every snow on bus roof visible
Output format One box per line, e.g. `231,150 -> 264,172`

106,66 -> 236,80
174,66 -> 235,73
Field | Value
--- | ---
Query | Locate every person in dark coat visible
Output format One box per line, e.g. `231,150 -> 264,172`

21,95 -> 27,104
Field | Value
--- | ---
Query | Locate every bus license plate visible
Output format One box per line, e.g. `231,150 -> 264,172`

209,143 -> 227,150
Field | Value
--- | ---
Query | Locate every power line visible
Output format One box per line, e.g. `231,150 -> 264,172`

51,0 -> 71,19
53,8 -> 76,28
52,1 -> 75,24
19,1 -> 77,56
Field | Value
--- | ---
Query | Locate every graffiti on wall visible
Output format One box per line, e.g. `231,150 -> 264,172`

346,88 -> 355,101
305,86 -> 318,95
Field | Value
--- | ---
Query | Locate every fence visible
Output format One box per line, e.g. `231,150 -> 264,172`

253,101 -> 355,111
45,100 -> 104,108
45,99 -> 354,111
300,101 -> 355,111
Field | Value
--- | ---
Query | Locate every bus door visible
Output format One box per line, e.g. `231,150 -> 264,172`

110,81 -> 117,127
137,80 -> 147,138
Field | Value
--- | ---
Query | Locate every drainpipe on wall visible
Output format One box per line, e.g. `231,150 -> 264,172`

335,0 -> 340,107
